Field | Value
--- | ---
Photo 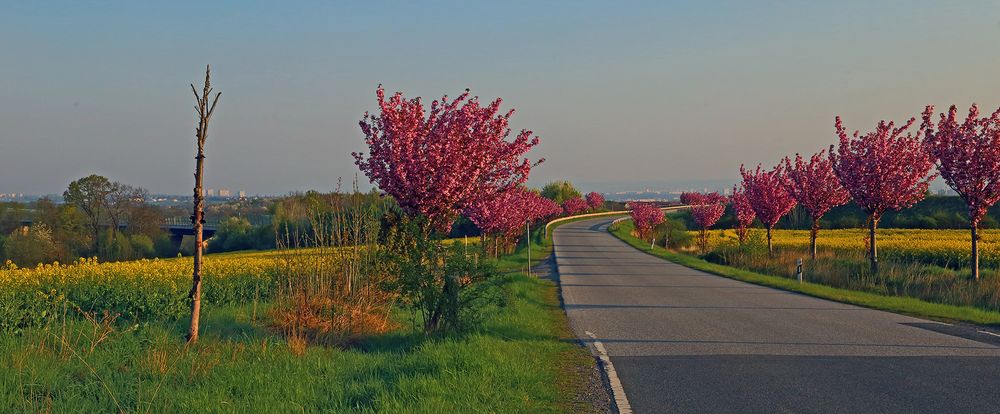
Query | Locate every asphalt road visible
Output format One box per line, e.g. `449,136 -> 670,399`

554,217 -> 1000,414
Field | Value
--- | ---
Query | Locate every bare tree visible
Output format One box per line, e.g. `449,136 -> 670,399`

105,183 -> 148,238
187,65 -> 221,343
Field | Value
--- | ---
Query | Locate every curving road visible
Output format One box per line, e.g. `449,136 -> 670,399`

554,217 -> 1000,413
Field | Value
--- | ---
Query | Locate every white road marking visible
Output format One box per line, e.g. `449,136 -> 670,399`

978,330 -> 1000,338
586,330 -> 633,414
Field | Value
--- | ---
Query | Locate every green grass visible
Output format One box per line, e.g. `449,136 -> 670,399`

609,220 -> 1000,326
0,219 -> 602,413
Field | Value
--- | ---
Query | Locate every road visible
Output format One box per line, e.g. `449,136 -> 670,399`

554,217 -> 1000,413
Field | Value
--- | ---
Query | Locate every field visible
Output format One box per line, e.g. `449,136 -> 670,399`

698,228 -> 999,269
0,234 -> 599,412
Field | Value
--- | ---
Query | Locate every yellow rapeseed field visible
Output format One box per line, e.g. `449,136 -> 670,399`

698,228 -> 1000,267
0,248 -> 334,332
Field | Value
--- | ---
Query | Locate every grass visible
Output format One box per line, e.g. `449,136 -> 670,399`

0,219 -> 601,413
610,220 -> 1000,326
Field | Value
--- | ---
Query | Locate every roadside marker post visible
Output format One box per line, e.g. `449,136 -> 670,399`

796,258 -> 803,283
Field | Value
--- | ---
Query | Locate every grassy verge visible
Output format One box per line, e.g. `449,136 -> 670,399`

609,219 -> 1000,326
0,219 -> 604,413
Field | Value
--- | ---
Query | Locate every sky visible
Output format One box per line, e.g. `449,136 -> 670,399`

2,1 -> 999,195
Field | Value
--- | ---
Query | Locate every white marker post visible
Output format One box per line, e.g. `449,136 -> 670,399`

796,258 -> 803,283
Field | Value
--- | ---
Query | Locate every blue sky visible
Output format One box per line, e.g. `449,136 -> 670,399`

2,1 -> 999,195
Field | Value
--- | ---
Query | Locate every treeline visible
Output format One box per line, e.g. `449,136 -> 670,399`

3,177 -> 617,265
1,175 -> 171,266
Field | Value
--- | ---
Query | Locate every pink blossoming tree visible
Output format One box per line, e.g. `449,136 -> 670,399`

354,86 -> 542,234
830,115 -> 936,273
740,164 -> 797,254
922,104 -> 1000,280
730,183 -> 756,245
562,196 -> 589,216
630,202 -> 665,242
466,187 -> 560,255
680,192 -> 703,205
781,150 -> 850,259
585,192 -> 605,212
690,192 -> 727,253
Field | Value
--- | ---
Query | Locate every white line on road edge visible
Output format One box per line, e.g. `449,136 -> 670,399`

585,331 -> 633,414
979,330 -> 1000,338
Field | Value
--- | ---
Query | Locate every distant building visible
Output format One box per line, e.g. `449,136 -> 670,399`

238,190 -> 247,198
206,188 -> 216,197
219,188 -> 232,198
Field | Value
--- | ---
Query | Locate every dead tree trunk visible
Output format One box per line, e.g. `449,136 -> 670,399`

187,65 -> 221,344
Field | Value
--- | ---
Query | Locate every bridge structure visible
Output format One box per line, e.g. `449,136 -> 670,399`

19,215 -> 272,249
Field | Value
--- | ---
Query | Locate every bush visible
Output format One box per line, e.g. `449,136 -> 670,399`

153,234 -> 177,257
130,234 -> 155,258
4,224 -> 59,267
209,217 -> 255,253
382,217 -> 497,333
97,231 -> 134,262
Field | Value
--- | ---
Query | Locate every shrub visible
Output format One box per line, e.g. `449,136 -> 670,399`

4,225 -> 59,267
130,234 -> 155,258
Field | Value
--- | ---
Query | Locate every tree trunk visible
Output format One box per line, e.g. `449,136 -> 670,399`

187,65 -> 220,344
810,218 -> 819,260
868,216 -> 879,274
699,229 -> 708,253
972,225 -> 980,281
766,226 -> 773,255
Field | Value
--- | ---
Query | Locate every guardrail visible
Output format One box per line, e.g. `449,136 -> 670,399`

543,205 -> 690,238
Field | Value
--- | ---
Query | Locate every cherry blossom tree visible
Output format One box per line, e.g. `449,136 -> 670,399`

922,104 -> 1000,280
730,183 -> 756,245
740,164 -> 797,255
630,202 -> 665,242
585,192 -> 605,211
781,150 -> 850,259
354,86 -> 542,234
562,196 -> 589,216
466,187 -> 560,255
690,192 -> 727,253
680,192 -> 704,205
830,115 -> 936,273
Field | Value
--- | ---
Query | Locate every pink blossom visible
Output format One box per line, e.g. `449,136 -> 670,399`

689,192 -> 727,252
354,86 -> 542,233
630,202 -> 665,240
562,196 -> 589,216
729,183 -> 756,244
830,114 -> 936,272
922,103 -> 1000,279
740,163 -> 797,254
466,187 -> 561,247
679,192 -> 703,205
781,150 -> 850,258
585,192 -> 605,211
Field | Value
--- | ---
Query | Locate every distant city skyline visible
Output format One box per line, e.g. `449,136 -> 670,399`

3,1 -> 999,195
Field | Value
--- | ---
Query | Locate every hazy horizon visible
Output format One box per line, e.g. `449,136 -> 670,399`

3,1 -> 999,195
